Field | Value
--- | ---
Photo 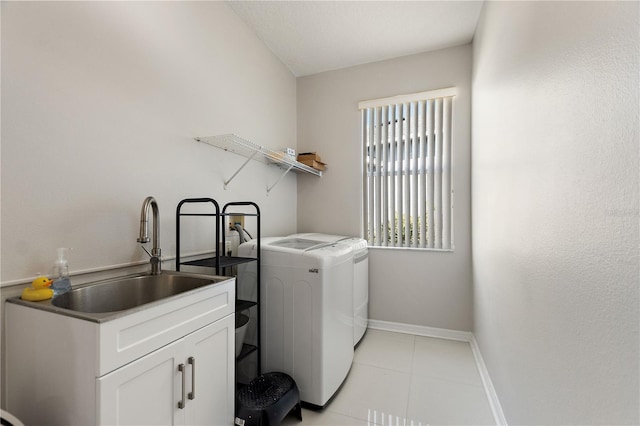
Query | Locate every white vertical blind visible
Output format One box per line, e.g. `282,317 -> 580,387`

434,98 -> 442,249
402,103 -> 411,247
389,105 -> 397,247
360,87 -> 455,250
426,98 -> 435,247
374,107 -> 382,246
397,104 -> 404,246
442,97 -> 452,249
410,101 -> 418,248
418,101 -> 427,248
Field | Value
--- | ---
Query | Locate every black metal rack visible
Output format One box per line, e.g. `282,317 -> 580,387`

176,198 -> 261,381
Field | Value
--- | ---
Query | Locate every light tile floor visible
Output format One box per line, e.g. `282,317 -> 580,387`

282,329 -> 495,426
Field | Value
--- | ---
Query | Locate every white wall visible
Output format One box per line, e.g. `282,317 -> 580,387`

472,1 -> 639,424
297,45 -> 473,331
1,1 -> 300,410
1,1 -> 298,286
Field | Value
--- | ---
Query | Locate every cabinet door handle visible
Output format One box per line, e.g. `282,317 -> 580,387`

188,356 -> 196,400
178,363 -> 186,409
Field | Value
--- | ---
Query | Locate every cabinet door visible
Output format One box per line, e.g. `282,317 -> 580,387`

97,338 -> 186,425
184,314 -> 235,426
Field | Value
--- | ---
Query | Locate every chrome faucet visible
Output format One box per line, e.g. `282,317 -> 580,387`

137,196 -> 162,275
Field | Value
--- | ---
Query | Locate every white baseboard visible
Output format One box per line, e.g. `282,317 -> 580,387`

469,335 -> 508,426
367,319 -> 507,426
368,319 -> 473,342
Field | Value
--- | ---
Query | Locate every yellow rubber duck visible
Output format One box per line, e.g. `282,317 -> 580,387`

21,276 -> 54,301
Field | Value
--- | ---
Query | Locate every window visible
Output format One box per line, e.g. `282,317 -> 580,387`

359,87 -> 456,250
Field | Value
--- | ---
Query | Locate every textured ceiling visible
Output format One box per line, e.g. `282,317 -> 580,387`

227,1 -> 484,77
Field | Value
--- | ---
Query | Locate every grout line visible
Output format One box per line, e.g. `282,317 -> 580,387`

405,334 -> 416,420
351,359 -> 412,375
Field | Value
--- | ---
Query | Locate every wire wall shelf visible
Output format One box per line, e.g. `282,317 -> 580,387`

195,134 -> 322,193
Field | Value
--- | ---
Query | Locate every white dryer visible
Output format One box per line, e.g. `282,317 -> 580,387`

238,237 -> 354,407
289,233 -> 369,345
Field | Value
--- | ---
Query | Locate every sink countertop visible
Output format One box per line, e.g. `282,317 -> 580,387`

6,271 -> 234,323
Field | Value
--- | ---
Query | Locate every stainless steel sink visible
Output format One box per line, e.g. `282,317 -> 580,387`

9,271 -> 232,322
52,273 -> 219,313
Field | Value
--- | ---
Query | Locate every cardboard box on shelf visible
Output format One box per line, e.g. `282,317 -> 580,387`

297,152 -> 322,162
299,159 -> 326,171
297,152 -> 326,171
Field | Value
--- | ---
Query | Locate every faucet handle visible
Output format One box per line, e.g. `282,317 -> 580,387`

150,251 -> 162,275
150,256 -> 161,268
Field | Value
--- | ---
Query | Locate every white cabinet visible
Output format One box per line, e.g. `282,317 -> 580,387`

186,315 -> 234,425
98,315 -> 234,425
98,336 -> 184,425
6,277 -> 235,426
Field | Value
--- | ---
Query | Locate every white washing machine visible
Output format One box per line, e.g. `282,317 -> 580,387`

238,237 -> 354,407
289,233 -> 369,345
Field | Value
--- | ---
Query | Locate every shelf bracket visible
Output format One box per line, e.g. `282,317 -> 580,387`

224,149 -> 259,190
267,164 -> 295,193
